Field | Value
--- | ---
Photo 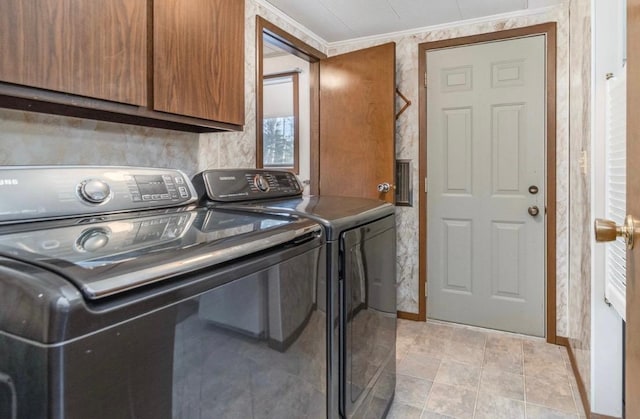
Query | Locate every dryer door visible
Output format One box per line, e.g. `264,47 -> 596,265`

340,216 -> 397,418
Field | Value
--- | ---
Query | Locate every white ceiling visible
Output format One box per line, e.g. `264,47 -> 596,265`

263,0 -> 563,43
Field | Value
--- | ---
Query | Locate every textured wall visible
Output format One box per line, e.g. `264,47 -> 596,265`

0,109 -> 200,174
328,6 -> 571,335
567,0 -> 592,405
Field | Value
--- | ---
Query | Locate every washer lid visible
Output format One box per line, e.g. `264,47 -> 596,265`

0,207 -> 321,300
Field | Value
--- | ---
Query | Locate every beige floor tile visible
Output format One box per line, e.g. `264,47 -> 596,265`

474,392 -> 525,419
449,328 -> 487,349
399,319 -> 429,335
525,373 -> 577,414
395,374 -> 433,409
424,382 -> 476,419
483,347 -> 524,375
568,380 -> 587,418
525,403 -> 579,418
523,340 -> 565,360
560,346 -> 572,368
397,335 -> 418,361
397,347 -> 409,362
422,322 -> 455,340
443,340 -> 485,365
398,352 -> 441,381
486,334 -> 524,352
524,355 -> 567,378
391,321 -> 587,419
386,402 -> 423,419
434,359 -> 481,389
479,368 -> 524,400
414,334 -> 448,357
420,410 -> 455,419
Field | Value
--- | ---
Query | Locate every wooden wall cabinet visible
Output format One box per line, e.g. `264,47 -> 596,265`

154,0 -> 245,125
0,0 -> 245,132
0,0 -> 148,106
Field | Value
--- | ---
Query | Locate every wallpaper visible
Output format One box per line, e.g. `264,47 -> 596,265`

329,5 -> 571,336
0,108 -> 200,174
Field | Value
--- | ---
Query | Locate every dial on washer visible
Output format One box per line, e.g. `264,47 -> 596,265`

253,174 -> 270,192
75,228 -> 110,252
79,179 -> 111,204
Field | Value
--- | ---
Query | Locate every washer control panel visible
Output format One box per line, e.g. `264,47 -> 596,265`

0,166 -> 197,224
193,169 -> 303,202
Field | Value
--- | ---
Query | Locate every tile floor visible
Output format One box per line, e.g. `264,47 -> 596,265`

388,319 -> 587,419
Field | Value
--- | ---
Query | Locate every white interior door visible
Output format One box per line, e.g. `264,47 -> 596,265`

426,36 -> 546,336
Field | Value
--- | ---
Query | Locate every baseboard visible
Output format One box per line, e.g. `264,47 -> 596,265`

591,414 -> 622,419
556,336 -> 570,346
397,311 -> 422,321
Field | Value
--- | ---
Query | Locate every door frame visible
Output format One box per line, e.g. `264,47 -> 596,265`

415,23 -> 558,343
256,17 -> 327,194
627,1 -> 640,416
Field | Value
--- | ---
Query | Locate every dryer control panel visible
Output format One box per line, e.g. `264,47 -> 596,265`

193,169 -> 303,202
0,166 -> 197,224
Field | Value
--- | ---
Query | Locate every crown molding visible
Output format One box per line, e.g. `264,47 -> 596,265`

255,0 -> 329,52
326,5 -> 564,50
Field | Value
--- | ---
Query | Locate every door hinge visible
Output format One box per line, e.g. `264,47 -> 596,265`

424,177 -> 428,193
424,72 -> 427,88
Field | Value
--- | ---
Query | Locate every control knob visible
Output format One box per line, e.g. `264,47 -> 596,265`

75,228 -> 110,252
254,174 -> 270,192
79,179 -> 111,204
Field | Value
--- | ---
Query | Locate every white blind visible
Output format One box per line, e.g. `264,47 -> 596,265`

605,68 -> 627,320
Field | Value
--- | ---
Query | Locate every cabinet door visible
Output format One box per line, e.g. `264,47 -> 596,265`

154,0 -> 244,125
0,0 -> 147,106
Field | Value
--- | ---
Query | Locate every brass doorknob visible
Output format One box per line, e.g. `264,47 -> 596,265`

594,215 -> 638,250
528,206 -> 540,216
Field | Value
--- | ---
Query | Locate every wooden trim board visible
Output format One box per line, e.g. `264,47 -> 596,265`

397,310 -> 422,321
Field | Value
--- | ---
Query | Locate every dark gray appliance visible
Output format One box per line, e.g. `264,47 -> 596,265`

192,169 -> 397,419
0,166 -> 326,419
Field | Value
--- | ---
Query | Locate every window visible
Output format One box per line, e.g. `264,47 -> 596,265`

259,72 -> 299,172
263,116 -> 295,167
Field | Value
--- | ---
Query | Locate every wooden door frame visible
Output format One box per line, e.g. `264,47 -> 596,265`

414,23 -> 558,344
256,17 -> 327,194
627,1 -> 640,416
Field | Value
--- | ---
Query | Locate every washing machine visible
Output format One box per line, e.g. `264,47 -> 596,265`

0,165 -> 326,419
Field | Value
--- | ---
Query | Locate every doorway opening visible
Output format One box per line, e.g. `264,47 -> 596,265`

256,17 -> 326,194
417,23 -> 558,342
